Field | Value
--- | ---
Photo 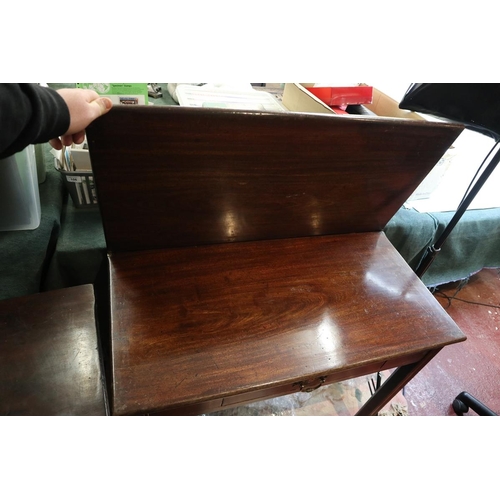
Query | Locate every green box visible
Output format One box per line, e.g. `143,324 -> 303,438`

76,83 -> 149,105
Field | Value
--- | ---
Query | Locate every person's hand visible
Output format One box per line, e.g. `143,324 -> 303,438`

49,88 -> 113,150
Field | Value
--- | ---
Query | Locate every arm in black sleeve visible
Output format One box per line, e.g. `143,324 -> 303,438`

0,84 -> 70,159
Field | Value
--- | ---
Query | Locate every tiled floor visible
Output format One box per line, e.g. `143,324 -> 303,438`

404,267 -> 500,416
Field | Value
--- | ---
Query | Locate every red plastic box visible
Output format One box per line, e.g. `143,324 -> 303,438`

305,85 -> 374,107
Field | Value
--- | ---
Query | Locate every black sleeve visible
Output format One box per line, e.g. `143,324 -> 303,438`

0,83 -> 70,159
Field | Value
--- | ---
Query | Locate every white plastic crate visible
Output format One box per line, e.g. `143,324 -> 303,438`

176,85 -> 287,112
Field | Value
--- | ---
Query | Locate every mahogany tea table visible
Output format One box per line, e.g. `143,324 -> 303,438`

86,106 -> 466,415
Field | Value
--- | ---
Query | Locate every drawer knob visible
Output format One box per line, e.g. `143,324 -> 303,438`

295,376 -> 327,393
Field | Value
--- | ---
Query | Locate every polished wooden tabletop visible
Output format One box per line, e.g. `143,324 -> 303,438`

108,233 -> 465,415
0,285 -> 107,416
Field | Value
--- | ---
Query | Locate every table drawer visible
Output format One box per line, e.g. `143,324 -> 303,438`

220,360 -> 386,409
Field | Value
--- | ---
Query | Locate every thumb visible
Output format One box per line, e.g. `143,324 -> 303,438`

91,97 -> 113,117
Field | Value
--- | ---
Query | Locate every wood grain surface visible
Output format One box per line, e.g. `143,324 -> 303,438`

87,106 -> 463,253
0,285 -> 107,416
108,233 -> 465,415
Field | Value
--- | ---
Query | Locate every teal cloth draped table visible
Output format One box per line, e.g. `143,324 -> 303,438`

422,207 -> 500,287
384,206 -> 500,287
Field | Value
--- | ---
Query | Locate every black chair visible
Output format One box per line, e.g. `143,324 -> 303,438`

400,83 -> 500,416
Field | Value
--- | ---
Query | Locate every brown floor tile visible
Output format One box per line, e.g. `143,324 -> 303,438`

405,268 -> 500,416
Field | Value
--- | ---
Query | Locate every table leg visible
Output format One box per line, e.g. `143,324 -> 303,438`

355,349 -> 441,416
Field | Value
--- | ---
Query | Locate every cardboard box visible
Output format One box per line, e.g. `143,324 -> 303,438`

282,83 -> 425,120
364,86 -> 425,120
282,83 -> 339,114
69,147 -> 92,171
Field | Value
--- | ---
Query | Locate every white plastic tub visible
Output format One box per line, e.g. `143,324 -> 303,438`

0,145 -> 41,231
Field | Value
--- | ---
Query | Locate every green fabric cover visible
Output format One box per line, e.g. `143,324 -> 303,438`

384,206 -> 500,287
384,207 -> 438,271
422,208 -> 500,287
43,198 -> 105,291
